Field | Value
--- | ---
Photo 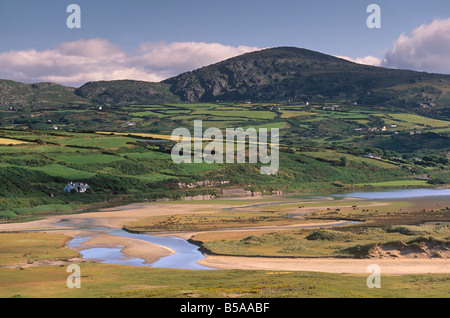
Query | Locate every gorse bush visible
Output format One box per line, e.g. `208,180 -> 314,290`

305,229 -> 356,242
240,232 -> 300,246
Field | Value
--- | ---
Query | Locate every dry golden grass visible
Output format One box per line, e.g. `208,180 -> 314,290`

0,138 -> 30,145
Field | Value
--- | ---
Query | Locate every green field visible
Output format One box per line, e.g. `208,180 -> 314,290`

0,130 -> 445,221
355,180 -> 430,187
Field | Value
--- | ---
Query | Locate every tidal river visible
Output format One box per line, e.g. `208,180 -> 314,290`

68,228 -> 215,270
67,188 -> 450,270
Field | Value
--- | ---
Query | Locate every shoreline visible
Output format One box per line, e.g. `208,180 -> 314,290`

0,183 -> 446,225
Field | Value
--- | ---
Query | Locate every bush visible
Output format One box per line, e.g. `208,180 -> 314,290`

305,229 -> 355,241
340,243 -> 376,258
0,210 -> 18,219
240,232 -> 299,246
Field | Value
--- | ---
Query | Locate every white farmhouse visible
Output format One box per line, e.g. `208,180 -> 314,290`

64,182 -> 90,193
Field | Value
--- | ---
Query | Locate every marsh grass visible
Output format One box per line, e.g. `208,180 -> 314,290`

123,210 -> 303,232
197,224 -> 450,258
0,232 -> 78,266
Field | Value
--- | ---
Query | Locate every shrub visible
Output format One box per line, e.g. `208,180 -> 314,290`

340,243 -> 376,258
0,210 -> 18,219
240,232 -> 300,246
305,229 -> 355,241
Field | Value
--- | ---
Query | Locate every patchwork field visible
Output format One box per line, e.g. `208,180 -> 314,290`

2,118 -> 446,222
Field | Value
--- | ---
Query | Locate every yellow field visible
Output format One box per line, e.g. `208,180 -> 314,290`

280,111 -> 319,118
0,138 -> 30,145
384,113 -> 450,130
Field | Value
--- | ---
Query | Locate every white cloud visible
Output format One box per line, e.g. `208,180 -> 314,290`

337,18 -> 450,74
336,55 -> 383,67
0,39 -> 260,87
3,18 -> 449,90
382,18 -> 450,74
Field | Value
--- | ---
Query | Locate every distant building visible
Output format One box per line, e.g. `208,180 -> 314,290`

366,153 -> 382,160
323,105 -> 339,111
64,182 -> 90,193
414,175 -> 430,180
125,121 -> 136,126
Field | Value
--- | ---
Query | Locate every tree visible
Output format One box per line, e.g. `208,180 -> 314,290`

340,156 -> 348,167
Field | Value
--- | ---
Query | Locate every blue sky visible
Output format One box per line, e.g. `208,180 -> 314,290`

0,0 -> 449,86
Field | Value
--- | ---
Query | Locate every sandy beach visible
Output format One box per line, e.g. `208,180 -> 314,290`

0,198 -> 449,274
198,256 -> 450,274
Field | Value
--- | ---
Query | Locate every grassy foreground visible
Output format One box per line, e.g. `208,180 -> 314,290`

1,262 -> 450,298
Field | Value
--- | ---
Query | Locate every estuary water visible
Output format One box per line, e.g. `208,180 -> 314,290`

333,188 -> 450,200
68,228 -> 215,270
68,188 -> 449,269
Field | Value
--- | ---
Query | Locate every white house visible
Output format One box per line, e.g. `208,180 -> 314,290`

64,182 -> 90,193
323,105 -> 339,111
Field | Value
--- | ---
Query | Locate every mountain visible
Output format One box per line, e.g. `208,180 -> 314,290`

74,46 -> 450,115
0,79 -> 86,109
74,80 -> 180,106
2,47 -> 450,117
162,47 -> 450,108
